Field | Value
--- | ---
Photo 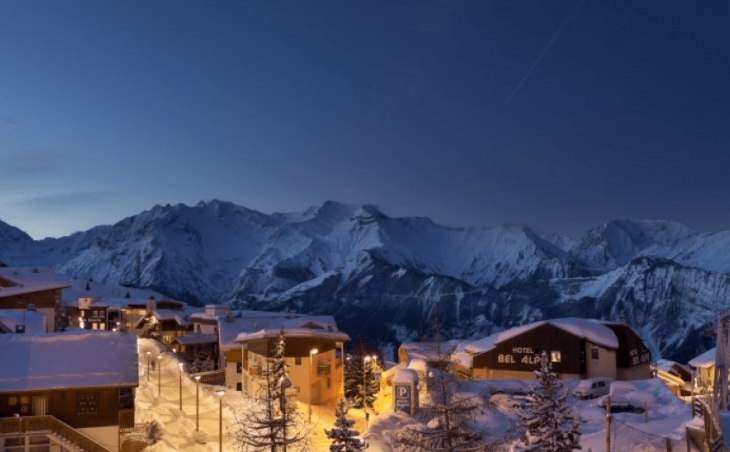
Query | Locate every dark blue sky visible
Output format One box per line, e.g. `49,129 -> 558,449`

1,0 -> 728,239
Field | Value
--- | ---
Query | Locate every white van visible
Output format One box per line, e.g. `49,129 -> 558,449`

573,377 -> 612,400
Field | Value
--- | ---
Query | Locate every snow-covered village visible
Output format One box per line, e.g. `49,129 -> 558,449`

1,1 -> 729,451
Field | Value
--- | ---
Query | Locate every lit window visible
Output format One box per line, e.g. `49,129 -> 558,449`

591,348 -> 599,360
550,351 -> 561,363
8,397 -> 17,406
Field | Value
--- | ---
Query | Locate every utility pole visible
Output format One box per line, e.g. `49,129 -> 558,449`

605,395 -> 611,452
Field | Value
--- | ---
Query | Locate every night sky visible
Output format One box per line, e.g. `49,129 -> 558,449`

1,1 -> 728,240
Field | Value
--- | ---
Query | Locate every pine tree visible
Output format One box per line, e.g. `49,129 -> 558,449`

232,329 -> 311,452
325,399 -> 368,452
516,352 -> 580,452
397,314 -> 487,452
344,340 -> 379,409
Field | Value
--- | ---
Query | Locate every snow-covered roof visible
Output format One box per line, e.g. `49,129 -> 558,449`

137,309 -> 190,328
173,333 -> 217,346
0,282 -> 71,299
0,331 -> 139,392
399,340 -> 463,363
689,348 -> 717,369
465,318 -> 619,356
236,327 -> 350,343
0,309 -> 47,333
218,311 -> 345,350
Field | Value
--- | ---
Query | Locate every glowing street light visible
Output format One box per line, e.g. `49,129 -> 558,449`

146,351 -> 151,382
194,375 -> 201,431
178,362 -> 184,411
363,355 -> 377,430
309,348 -> 318,423
156,354 -> 163,397
216,389 -> 226,452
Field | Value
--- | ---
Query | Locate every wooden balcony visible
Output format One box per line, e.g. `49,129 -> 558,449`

0,415 -> 113,452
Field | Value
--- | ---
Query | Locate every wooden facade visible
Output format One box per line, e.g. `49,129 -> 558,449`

0,287 -> 66,332
0,387 -> 135,429
466,319 -> 651,381
472,323 -> 592,378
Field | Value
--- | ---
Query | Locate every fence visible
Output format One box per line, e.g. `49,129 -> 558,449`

610,416 -> 687,452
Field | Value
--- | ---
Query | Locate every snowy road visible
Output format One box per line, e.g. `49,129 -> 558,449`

134,339 -> 364,452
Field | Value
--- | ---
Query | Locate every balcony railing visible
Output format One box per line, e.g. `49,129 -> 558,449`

0,415 -> 112,452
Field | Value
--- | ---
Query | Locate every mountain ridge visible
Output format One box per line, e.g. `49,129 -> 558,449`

0,200 -> 723,362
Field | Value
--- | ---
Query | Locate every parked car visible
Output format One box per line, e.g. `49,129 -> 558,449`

489,393 -> 526,409
573,377 -> 612,399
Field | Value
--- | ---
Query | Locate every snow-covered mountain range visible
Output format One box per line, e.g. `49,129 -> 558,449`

1,200 -> 726,362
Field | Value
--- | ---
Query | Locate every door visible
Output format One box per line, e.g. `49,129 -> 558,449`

32,396 -> 48,416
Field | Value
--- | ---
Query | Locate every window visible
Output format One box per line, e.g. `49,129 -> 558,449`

236,383 -> 242,392
591,348 -> 599,360
100,323 -> 106,330
119,388 -> 134,409
550,351 -> 561,363
19,397 -> 29,414
295,357 -> 302,366
237,362 -> 243,374
92,323 -> 98,330
8,396 -> 17,406
77,393 -> 99,415
327,377 -> 331,389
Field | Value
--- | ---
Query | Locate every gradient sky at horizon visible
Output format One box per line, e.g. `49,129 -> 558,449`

1,0 -> 728,240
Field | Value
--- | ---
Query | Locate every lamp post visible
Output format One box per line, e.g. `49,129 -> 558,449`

157,354 -> 163,397
178,362 -> 184,411
194,375 -> 201,431
309,348 -> 318,423
146,351 -> 151,382
279,376 -> 292,452
363,356 -> 371,429
216,389 -> 226,452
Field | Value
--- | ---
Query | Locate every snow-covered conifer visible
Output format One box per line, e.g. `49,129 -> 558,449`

397,313 -> 487,452
345,340 -> 378,409
516,351 -> 580,452
325,398 -> 368,452
232,328 -> 311,452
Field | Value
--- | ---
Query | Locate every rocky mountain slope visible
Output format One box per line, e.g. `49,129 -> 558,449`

0,200 -> 725,362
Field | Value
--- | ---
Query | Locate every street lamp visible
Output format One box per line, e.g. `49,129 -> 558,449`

194,375 -> 201,431
279,376 -> 292,452
309,348 -> 318,423
363,355 -> 376,429
157,354 -> 163,397
146,351 -> 151,382
216,389 -> 226,452
178,362 -> 184,411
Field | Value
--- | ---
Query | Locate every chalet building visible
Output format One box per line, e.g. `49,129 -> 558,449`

133,299 -> 193,345
0,275 -> 69,333
0,331 -> 138,452
234,313 -> 350,407
655,359 -> 693,396
171,333 -> 219,370
688,348 -> 717,393
398,341 -> 461,368
78,297 -> 122,331
456,318 -> 652,381
0,309 -> 46,334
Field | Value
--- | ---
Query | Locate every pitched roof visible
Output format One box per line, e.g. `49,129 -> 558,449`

172,332 -> 218,345
0,331 -> 139,392
225,311 -> 348,348
688,348 -> 717,369
465,318 -> 619,355
0,282 -> 71,299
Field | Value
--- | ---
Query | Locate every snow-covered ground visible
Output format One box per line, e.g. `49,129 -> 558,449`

135,340 -> 693,452
135,339 -> 360,452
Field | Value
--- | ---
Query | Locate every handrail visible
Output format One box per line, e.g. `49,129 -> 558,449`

0,415 -> 113,452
